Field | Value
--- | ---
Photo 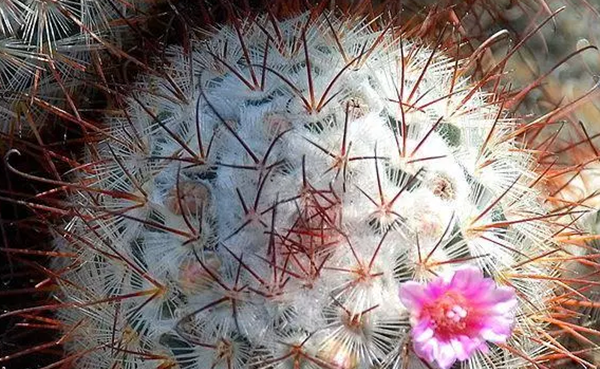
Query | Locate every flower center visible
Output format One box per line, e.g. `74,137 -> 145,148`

423,292 -> 470,337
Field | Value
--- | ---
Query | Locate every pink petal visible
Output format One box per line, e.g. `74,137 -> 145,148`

436,341 -> 458,369
489,288 -> 518,313
424,278 -> 447,299
465,279 -> 494,297
399,281 -> 427,310
414,336 -> 439,363
478,343 -> 490,354
450,338 -> 469,361
413,319 -> 435,343
458,335 -> 484,357
480,319 -> 513,342
449,266 -> 483,291
481,327 -> 510,343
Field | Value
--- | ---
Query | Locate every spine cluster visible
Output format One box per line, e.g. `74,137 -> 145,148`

0,0 -> 153,133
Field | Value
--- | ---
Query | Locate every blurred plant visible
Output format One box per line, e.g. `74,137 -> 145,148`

476,1 -> 600,227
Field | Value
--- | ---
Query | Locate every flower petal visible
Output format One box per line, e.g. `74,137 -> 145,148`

436,341 -> 458,369
413,336 -> 439,363
399,281 -> 427,310
413,319 -> 435,343
458,335 -> 484,357
449,266 -> 483,291
489,287 -> 518,313
481,327 -> 510,343
450,338 -> 469,361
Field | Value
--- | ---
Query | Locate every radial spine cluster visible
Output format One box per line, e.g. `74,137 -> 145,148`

53,10 -> 577,369
0,0 -> 153,133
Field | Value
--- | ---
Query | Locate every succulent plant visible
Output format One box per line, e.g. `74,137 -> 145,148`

2,2 -> 599,369
0,0 -> 161,134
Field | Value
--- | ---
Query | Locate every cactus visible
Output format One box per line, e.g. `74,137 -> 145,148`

0,0 -> 161,134
1,3 -> 599,369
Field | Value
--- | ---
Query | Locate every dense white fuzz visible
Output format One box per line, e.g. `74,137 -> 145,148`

50,10 -> 585,369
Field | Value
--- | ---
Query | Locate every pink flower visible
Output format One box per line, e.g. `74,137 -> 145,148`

399,267 -> 517,369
